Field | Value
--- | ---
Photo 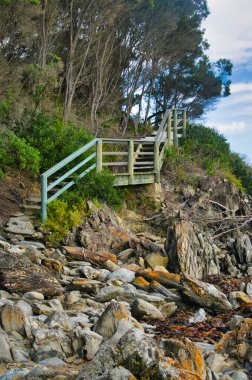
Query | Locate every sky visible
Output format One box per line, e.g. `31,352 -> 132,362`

202,0 -> 252,163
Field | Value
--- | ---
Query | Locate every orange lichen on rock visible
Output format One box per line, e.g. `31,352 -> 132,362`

136,268 -> 180,288
107,225 -> 132,242
134,276 -> 150,287
161,338 -> 206,380
123,264 -> 141,272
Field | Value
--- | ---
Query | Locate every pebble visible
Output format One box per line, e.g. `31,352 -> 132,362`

23,291 -> 45,301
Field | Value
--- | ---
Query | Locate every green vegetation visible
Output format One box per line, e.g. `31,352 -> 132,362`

164,124 -> 252,195
0,129 -> 41,175
43,199 -> 87,245
15,112 -> 92,172
43,170 -> 124,245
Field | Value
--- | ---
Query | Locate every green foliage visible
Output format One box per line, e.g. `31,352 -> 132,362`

22,59 -> 63,109
74,170 -> 124,210
43,170 -> 123,245
43,199 -> 87,245
224,170 -> 245,191
163,123 -> 252,195
183,124 -> 231,173
0,129 -> 40,174
16,112 -> 92,171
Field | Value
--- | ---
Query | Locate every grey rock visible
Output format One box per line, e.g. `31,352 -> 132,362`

0,330 -> 12,362
95,285 -> 136,303
48,299 -> 64,312
39,357 -> 66,366
166,220 -> 220,279
93,301 -> 138,342
16,300 -> 33,317
195,342 -> 215,355
33,328 -> 72,357
0,240 -> 11,252
0,290 -> 11,299
1,304 -> 27,335
23,291 -> 45,301
79,266 -> 110,282
118,248 -> 135,261
78,330 -> 103,360
235,233 -> 252,264
77,329 -> 179,380
108,269 -> 135,283
65,290 -> 81,305
228,315 -> 245,329
32,303 -> 53,316
189,308 -> 207,323
246,282 -> 252,298
181,273 -> 233,313
205,352 -> 237,373
104,260 -> 120,272
11,347 -> 29,362
231,371 -> 249,380
159,302 -> 177,318
68,278 -> 103,294
0,369 -> 30,380
131,298 -> 163,319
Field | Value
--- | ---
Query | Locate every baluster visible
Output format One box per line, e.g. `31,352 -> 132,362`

96,139 -> 103,173
128,140 -> 134,185
173,110 -> 178,148
167,110 -> 172,147
183,110 -> 187,139
41,174 -> 47,223
154,141 -> 160,183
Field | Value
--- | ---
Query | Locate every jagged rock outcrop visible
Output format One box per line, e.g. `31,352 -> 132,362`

166,220 -> 220,279
0,248 -> 63,296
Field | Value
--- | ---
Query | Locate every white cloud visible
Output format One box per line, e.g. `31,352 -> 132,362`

231,82 -> 252,94
209,120 -> 246,134
203,0 -> 252,63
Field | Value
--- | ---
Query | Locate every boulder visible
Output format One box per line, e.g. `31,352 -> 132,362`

67,278 -> 103,294
63,246 -> 117,264
93,301 -> 141,342
1,304 -> 27,335
136,268 -> 180,288
145,252 -> 168,270
95,284 -> 136,303
160,338 -> 207,380
131,298 -> 163,320
181,273 -> 233,313
108,269 -> 135,283
78,330 -> 103,360
0,249 -> 63,296
77,329 -> 180,380
165,220 -> 220,279
0,330 -> 12,362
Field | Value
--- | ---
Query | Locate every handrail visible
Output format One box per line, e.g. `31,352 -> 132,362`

41,108 -> 187,222
41,138 -> 98,222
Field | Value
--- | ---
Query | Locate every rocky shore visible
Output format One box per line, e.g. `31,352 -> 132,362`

0,176 -> 251,379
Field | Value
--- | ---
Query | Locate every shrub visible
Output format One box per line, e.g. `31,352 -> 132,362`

74,170 -> 124,210
0,128 -> 40,174
15,112 -> 93,172
163,123 -> 252,195
43,199 -> 87,245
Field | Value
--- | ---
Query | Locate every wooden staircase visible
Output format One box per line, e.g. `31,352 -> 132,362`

38,109 -> 186,222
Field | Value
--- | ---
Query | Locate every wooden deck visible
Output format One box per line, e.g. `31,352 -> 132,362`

40,109 -> 186,221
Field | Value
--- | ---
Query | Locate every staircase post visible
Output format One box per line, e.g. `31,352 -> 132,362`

173,110 -> 178,148
167,110 -> 172,147
128,139 -> 134,185
96,139 -> 103,173
41,174 -> 47,223
154,141 -> 160,183
183,110 -> 187,139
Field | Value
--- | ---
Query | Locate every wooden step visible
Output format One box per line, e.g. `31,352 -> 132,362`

134,161 -> 154,165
